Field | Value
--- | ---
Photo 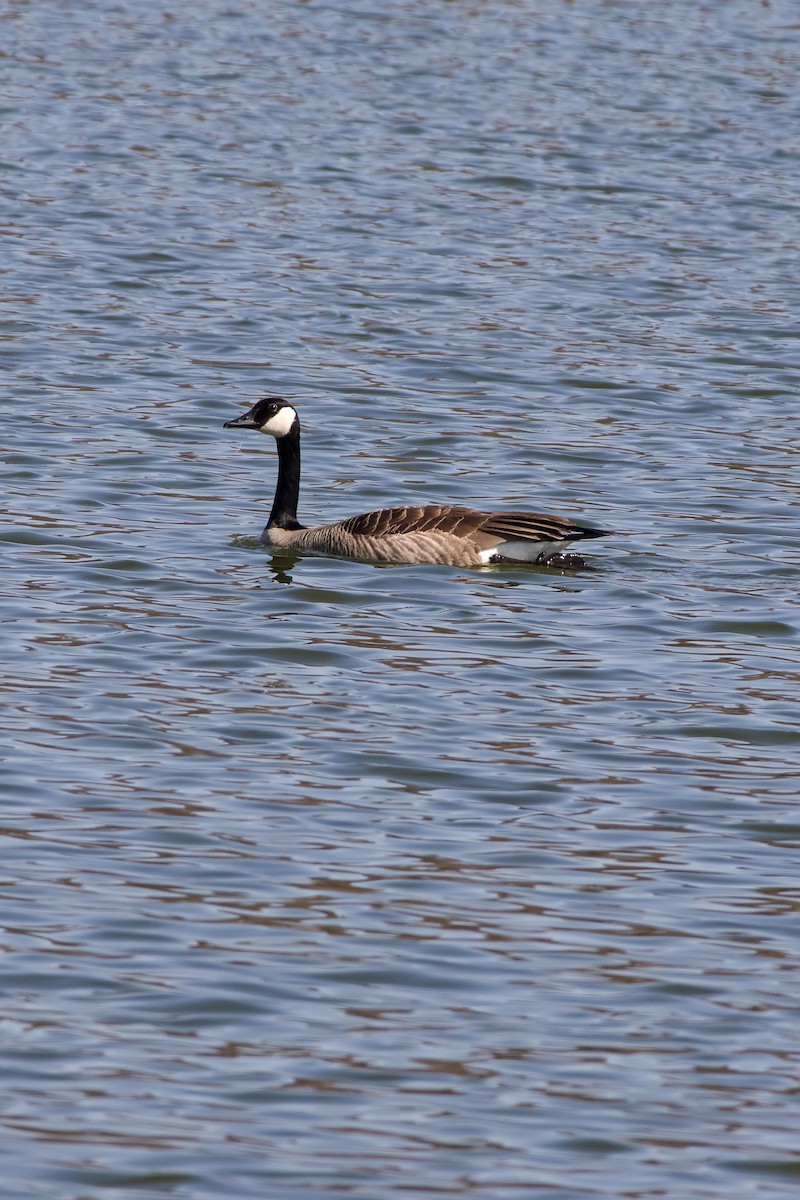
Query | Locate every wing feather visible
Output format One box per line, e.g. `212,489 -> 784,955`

340,505 -> 611,546
340,505 -> 484,538
481,511 -> 611,543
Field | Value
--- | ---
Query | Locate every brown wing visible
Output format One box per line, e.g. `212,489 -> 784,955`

339,505 -> 612,551
480,511 -> 611,544
339,504 -> 487,539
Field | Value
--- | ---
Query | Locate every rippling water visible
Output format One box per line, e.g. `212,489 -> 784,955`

4,1 -> 800,1196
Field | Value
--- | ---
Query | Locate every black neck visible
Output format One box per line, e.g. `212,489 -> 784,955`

267,424 -> 303,530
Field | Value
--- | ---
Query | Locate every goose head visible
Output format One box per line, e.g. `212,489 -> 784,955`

223,396 -> 298,438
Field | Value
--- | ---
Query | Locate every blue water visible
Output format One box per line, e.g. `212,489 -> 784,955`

3,2 -> 800,1197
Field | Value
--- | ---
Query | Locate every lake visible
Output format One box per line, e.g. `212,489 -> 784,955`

3,1 -> 800,1197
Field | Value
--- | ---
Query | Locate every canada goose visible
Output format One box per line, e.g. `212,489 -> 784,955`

224,396 -> 614,567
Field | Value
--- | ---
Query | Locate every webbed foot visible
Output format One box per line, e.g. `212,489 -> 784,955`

540,552 -> 589,569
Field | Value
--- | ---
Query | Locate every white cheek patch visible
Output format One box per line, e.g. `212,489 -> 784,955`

261,406 -> 297,437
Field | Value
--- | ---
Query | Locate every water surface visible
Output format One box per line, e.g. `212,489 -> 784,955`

3,2 -> 800,1197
